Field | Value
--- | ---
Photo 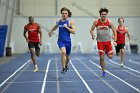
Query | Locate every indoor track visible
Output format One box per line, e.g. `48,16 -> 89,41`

0,53 -> 140,93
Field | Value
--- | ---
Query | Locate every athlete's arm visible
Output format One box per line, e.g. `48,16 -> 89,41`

110,20 -> 117,41
37,24 -> 42,45
63,20 -> 76,34
48,21 -> 58,37
126,28 -> 131,44
112,26 -> 117,40
90,20 -> 96,40
23,26 -> 29,43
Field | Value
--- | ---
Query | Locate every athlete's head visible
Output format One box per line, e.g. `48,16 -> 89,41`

29,16 -> 34,24
118,17 -> 124,26
60,7 -> 72,20
99,8 -> 109,20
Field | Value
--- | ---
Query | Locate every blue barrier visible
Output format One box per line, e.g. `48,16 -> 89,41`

0,25 -> 8,57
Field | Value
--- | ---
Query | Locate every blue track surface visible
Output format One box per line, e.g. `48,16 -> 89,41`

0,53 -> 140,93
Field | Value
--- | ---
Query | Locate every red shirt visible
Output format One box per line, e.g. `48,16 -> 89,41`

95,18 -> 111,42
96,18 -> 111,27
24,22 -> 39,42
116,26 -> 127,44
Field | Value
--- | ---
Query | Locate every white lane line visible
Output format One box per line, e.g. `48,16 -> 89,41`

129,59 -> 140,65
70,60 -> 94,93
1,62 -> 31,93
0,59 -> 31,88
107,60 -> 140,79
89,60 -> 140,93
77,58 -> 119,93
23,69 -> 127,72
109,59 -> 140,74
55,55 -> 60,93
41,59 -> 51,93
6,79 -> 140,84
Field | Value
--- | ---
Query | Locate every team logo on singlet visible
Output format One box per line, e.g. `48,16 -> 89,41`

58,24 -> 67,28
97,26 -> 109,31
117,30 -> 126,34
58,25 -> 64,27
28,29 -> 37,32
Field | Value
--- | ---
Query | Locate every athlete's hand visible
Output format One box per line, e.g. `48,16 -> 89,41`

112,35 -> 115,39
63,24 -> 68,28
129,40 -> 132,45
91,35 -> 95,40
48,31 -> 52,37
113,41 -> 117,46
39,41 -> 42,46
26,38 -> 29,43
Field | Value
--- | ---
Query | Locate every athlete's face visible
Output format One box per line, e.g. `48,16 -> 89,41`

61,10 -> 69,20
29,16 -> 34,24
100,12 -> 107,21
118,19 -> 124,26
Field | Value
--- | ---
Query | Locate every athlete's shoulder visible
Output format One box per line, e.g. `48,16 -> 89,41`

107,19 -> 113,26
116,25 -> 119,29
94,18 -> 99,22
58,19 -> 62,22
93,19 -> 99,25
107,18 -> 112,23
67,18 -> 71,20
68,18 -> 74,23
124,26 -> 128,32
35,22 -> 40,27
24,23 -> 29,28
124,26 -> 128,29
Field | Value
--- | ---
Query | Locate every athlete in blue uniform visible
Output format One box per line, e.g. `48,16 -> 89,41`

48,7 -> 76,73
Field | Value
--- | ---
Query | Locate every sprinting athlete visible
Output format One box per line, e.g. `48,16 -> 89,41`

115,17 -> 131,67
48,7 -> 76,74
90,8 -> 117,77
24,16 -> 42,72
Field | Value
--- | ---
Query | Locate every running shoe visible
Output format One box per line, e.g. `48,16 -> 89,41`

102,72 -> 106,77
120,63 -> 124,67
33,67 -> 39,72
61,68 -> 66,74
65,65 -> 69,72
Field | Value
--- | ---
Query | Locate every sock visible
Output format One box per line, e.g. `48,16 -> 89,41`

35,64 -> 38,68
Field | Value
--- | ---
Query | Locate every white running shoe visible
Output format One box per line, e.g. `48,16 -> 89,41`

120,63 -> 124,67
33,67 -> 39,72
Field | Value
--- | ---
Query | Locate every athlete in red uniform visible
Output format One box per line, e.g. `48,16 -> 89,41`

23,16 -> 42,72
90,8 -> 117,77
115,17 -> 131,67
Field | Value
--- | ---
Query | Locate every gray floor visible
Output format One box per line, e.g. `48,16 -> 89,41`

0,54 -> 19,65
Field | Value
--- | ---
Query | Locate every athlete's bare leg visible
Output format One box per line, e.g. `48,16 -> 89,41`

29,48 -> 37,65
60,47 -> 67,73
120,49 -> 125,66
66,55 -> 70,66
29,48 -> 39,72
36,49 -> 40,57
116,52 -> 120,56
107,54 -> 113,59
65,55 -> 70,71
100,54 -> 106,73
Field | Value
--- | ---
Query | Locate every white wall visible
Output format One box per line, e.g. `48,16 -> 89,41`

20,0 -> 56,16
11,16 -> 140,54
19,0 -> 140,16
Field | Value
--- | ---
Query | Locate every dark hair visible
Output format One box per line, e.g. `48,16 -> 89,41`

60,7 -> 72,17
118,17 -> 124,23
29,16 -> 34,19
99,8 -> 109,15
